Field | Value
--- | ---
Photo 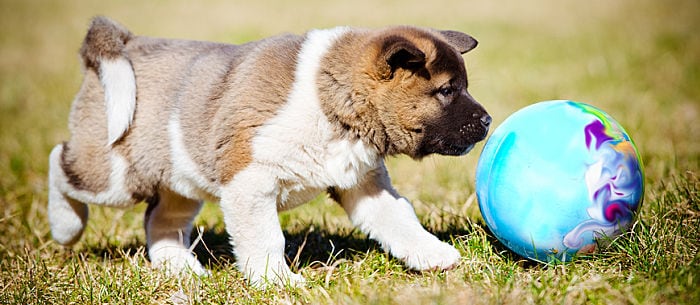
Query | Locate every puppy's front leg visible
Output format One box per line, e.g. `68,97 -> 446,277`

219,167 -> 303,287
336,164 -> 461,271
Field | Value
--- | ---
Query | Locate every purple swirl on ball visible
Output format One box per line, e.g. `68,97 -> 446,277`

585,120 -> 613,150
563,116 -> 643,250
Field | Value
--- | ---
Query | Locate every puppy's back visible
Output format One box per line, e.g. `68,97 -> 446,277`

65,17 -> 307,200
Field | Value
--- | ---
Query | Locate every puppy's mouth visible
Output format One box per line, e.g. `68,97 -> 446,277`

440,142 -> 477,156
412,113 -> 490,158
446,143 -> 475,156
416,139 -> 478,158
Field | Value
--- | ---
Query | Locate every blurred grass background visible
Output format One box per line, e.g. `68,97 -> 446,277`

0,0 -> 698,304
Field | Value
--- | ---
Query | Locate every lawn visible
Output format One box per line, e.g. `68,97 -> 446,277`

0,0 -> 698,304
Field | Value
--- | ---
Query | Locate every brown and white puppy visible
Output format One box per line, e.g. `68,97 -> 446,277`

48,16 -> 490,286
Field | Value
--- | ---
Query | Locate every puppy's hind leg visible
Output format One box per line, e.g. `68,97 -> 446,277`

145,189 -> 208,276
49,141 -> 139,245
48,144 -> 89,246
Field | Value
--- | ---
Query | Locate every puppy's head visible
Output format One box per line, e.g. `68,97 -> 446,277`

357,27 -> 490,159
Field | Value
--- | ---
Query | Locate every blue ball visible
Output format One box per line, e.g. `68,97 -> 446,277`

475,100 -> 644,262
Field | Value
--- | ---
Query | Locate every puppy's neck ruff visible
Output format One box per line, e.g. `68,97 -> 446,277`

293,27 -> 351,96
252,27 -> 379,193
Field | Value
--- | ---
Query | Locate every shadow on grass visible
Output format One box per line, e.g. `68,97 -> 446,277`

78,220 -> 538,271
479,225 -> 541,269
188,222 -> 492,270
188,226 -> 384,270
82,241 -> 146,260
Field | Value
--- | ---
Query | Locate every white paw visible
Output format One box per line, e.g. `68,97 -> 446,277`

246,265 -> 306,289
401,240 -> 461,271
150,248 -> 210,277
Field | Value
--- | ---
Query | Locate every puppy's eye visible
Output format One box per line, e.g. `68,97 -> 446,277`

438,87 -> 453,97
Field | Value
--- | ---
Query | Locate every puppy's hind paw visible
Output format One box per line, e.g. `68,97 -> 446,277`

247,269 -> 307,290
150,248 -> 210,277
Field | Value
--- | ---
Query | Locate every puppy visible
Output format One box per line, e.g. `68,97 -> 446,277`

48,16 -> 490,286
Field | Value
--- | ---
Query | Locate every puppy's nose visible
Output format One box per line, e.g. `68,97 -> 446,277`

480,114 -> 492,129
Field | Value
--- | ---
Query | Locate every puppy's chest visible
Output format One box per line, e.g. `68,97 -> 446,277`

299,137 -> 377,182
273,140 -> 378,209
253,113 -> 379,208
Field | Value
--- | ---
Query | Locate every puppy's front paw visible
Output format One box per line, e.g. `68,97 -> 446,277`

402,240 -> 461,271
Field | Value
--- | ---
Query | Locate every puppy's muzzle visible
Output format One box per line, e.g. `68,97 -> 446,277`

454,112 -> 491,155
419,108 -> 490,157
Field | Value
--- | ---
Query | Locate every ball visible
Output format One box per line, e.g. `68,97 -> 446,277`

475,100 -> 644,262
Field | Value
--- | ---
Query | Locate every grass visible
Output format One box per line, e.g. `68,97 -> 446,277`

0,0 -> 698,304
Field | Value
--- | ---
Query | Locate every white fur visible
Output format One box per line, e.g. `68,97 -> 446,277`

54,26 -> 459,285
151,29 -> 373,285
220,165 -> 305,287
149,240 -> 208,276
220,27 -> 376,286
253,27 -> 378,200
146,190 -> 208,276
248,26 -> 459,274
167,112 -> 220,201
48,145 -> 89,245
217,27 -> 460,285
49,145 -> 134,208
48,144 -> 137,246
339,172 -> 462,271
100,57 -> 136,146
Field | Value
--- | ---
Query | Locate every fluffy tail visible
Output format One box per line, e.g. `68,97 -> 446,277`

80,16 -> 136,146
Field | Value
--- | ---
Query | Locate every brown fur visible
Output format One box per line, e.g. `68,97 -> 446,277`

61,69 -> 112,193
52,17 -> 490,283
210,35 -> 304,183
62,17 -> 487,201
80,16 -> 133,71
64,23 -> 308,198
319,27 -> 485,159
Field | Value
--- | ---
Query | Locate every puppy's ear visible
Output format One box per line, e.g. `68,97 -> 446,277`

439,30 -> 478,54
377,36 -> 426,79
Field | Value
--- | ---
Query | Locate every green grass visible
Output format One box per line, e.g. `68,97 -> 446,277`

1,0 -> 698,304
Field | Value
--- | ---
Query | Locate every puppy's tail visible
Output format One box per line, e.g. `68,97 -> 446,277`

80,16 -> 136,146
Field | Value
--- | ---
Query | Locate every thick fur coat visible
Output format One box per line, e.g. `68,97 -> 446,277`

48,16 -> 490,286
